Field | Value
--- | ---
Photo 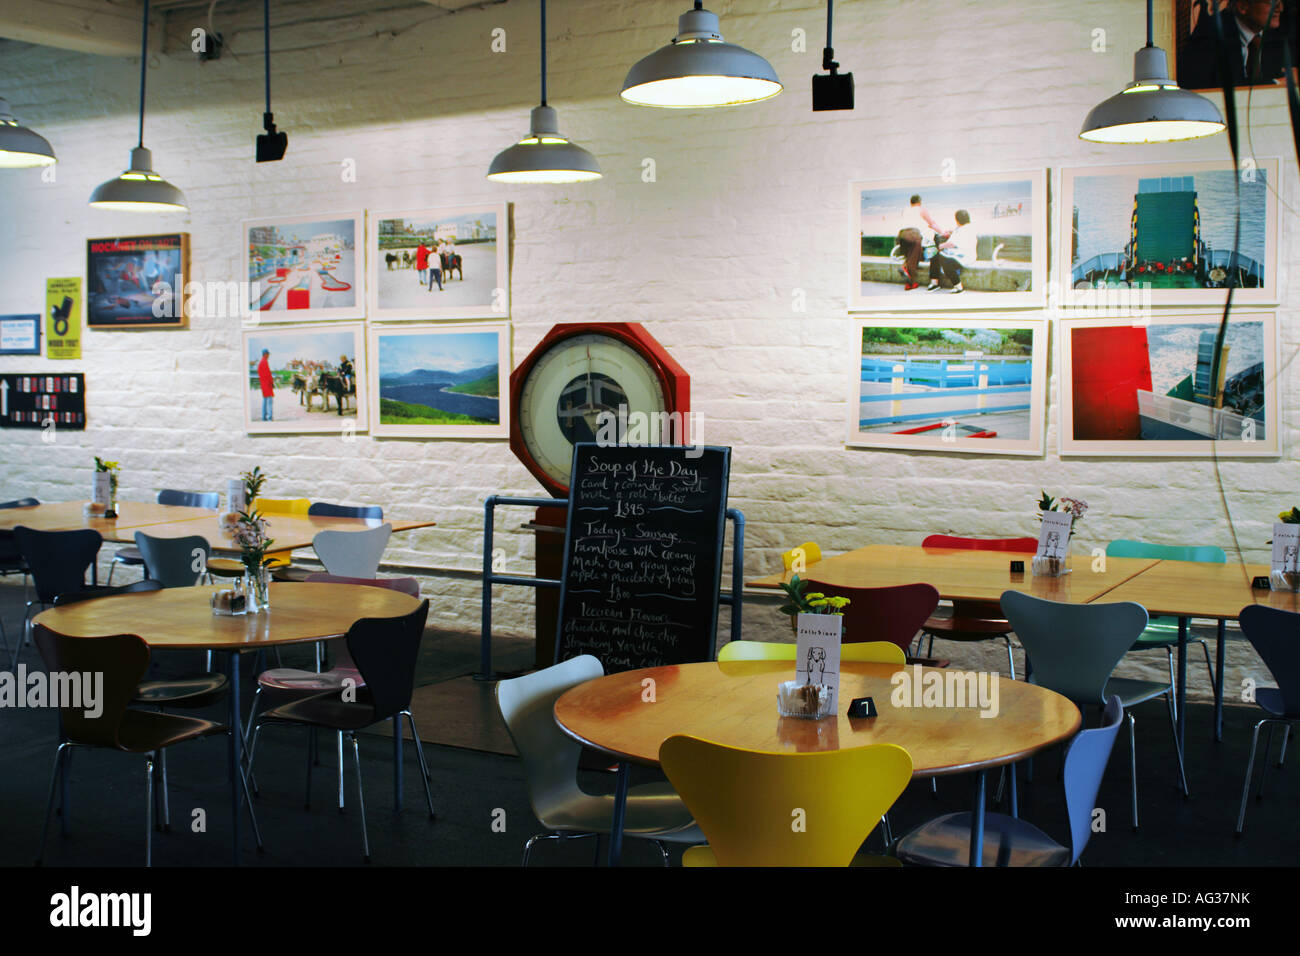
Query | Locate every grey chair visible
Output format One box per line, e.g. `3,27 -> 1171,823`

1000,590 -> 1188,830
495,655 -> 703,865
133,532 -> 211,588
1234,605 -> 1300,835
312,524 -> 392,579
0,497 -> 38,665
108,489 -> 220,584
308,501 -> 383,519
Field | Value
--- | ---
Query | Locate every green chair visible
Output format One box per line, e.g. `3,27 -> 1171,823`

1105,539 -> 1224,717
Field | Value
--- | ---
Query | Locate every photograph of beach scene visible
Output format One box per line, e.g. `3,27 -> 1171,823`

845,318 -> 1046,455
241,323 -> 366,434
849,171 -> 1046,311
243,214 -> 363,320
369,205 -> 507,319
368,324 -> 509,438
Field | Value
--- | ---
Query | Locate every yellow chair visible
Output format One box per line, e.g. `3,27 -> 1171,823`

208,497 -> 309,575
717,640 -> 904,665
252,497 -> 311,516
780,541 -> 822,572
659,735 -> 913,866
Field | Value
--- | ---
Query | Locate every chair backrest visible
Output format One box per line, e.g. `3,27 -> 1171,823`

344,599 -> 430,721
0,497 -> 39,509
1239,605 -> 1300,718
781,541 -> 822,571
1063,695 -> 1124,864
312,524 -> 392,578
31,624 -> 150,750
1105,539 -> 1227,563
1000,591 -> 1149,704
308,501 -> 384,519
54,579 -> 163,606
13,527 -> 103,604
659,736 -> 913,866
133,532 -> 211,587
252,497 -> 310,515
495,655 -> 603,814
717,640 -> 905,665
156,488 -> 220,509
804,580 -> 940,653
923,534 -> 1039,553
305,572 -> 419,597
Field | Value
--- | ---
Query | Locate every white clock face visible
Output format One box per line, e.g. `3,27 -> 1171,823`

517,333 -> 669,489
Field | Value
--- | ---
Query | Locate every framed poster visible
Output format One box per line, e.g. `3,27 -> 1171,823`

1059,158 -> 1279,308
848,170 -> 1047,311
241,323 -> 367,435
1059,312 -> 1278,457
368,204 -> 508,320
0,315 -> 40,355
86,233 -> 189,328
1171,0 -> 1291,92
845,316 -> 1047,456
242,213 -> 364,321
368,323 -> 510,438
0,373 -> 85,430
45,277 -> 81,360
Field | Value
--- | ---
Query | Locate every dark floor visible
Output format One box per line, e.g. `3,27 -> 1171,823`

0,579 -> 1295,869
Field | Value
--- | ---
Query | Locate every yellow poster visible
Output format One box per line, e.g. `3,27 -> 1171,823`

45,276 -> 82,360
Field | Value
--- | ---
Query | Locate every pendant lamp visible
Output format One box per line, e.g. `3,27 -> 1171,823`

0,98 -> 56,168
488,0 -> 601,183
89,0 -> 187,211
621,2 -> 782,108
1080,0 -> 1224,143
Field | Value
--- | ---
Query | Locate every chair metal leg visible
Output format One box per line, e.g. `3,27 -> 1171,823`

1128,712 -> 1139,831
403,711 -> 436,818
337,731 -> 345,812
653,840 -> 670,866
303,726 -> 313,808
1256,724 -> 1276,803
243,688 -> 262,796
59,742 -> 72,836
37,742 -> 70,864
239,757 -> 264,852
145,754 -> 155,867
1004,637 -> 1016,680
1165,691 -> 1190,798
1164,648 -> 1178,722
523,832 -> 555,866
1278,725 -> 1291,768
106,561 -> 115,586
1236,720 -> 1269,834
1196,638 -> 1215,692
879,812 -> 895,850
159,747 -> 171,832
348,733 -> 370,863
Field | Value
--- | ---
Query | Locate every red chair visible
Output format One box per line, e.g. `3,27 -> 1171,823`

918,535 -> 1037,677
804,580 -> 941,663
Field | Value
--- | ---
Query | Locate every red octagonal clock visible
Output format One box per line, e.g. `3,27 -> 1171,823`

509,322 -> 691,498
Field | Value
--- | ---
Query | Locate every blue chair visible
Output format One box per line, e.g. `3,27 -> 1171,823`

895,696 -> 1124,866
1000,591 -> 1188,830
1106,539 -> 1225,713
308,502 -> 383,519
12,527 -> 105,663
1234,605 -> 1300,834
108,489 -> 220,584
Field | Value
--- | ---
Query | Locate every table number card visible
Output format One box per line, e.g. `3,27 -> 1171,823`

795,613 -> 843,709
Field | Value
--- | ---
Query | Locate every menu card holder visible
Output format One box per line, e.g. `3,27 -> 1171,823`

1032,511 -> 1073,577
1270,523 -> 1300,591
778,613 -> 842,719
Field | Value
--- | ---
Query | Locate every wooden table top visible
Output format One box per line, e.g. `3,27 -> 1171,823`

746,544 -> 1158,605
0,500 -> 216,536
32,582 -> 420,650
103,513 -> 437,551
554,660 -> 1082,777
1099,559 -> 1300,620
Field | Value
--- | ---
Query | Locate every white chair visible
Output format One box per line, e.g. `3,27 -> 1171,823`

495,655 -> 703,865
312,524 -> 392,578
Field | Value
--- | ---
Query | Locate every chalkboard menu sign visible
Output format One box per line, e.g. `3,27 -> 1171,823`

555,443 -> 731,673
1,373 -> 86,429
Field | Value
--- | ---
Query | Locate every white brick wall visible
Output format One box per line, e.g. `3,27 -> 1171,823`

0,0 -> 1293,697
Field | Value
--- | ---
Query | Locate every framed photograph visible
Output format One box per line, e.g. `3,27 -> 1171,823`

368,323 -> 510,438
845,316 -> 1047,456
0,315 -> 41,355
1171,0 -> 1292,92
1059,158 -> 1279,307
368,204 -> 508,320
243,213 -> 364,321
241,323 -> 367,434
848,170 -> 1047,312
86,234 -> 189,329
1059,312 -> 1278,457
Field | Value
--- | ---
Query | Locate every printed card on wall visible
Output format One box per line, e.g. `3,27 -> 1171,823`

0,374 -> 87,430
796,614 -> 843,709
0,315 -> 40,355
1036,511 -> 1073,560
1271,524 -> 1300,574
45,277 -> 81,360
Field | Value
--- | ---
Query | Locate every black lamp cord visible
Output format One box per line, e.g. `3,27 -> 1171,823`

263,0 -> 275,131
823,0 -> 838,73
539,0 -> 547,107
137,0 -> 149,148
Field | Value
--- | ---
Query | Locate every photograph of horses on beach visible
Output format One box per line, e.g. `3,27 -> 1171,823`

241,323 -> 367,434
1058,159 -> 1278,307
368,323 -> 510,438
845,317 -> 1046,456
243,213 -> 364,321
848,170 -> 1047,312
368,204 -> 508,320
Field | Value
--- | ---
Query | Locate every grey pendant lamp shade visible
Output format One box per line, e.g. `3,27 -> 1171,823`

0,98 -> 56,168
1079,0 -> 1223,143
621,3 -> 782,108
89,0 -> 188,210
488,0 -> 601,183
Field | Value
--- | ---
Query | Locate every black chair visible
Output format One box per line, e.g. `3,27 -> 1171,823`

108,489 -> 220,584
0,497 -> 39,664
307,502 -> 384,519
12,526 -> 105,665
249,600 -> 433,861
1235,605 -> 1300,835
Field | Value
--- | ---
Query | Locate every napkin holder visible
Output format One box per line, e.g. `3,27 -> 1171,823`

1031,555 -> 1070,577
777,680 -> 834,719
210,584 -> 248,616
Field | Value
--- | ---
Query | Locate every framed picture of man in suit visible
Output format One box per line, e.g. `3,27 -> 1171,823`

1172,0 -> 1295,91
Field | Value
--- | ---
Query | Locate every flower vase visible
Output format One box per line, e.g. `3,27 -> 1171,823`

245,565 -> 271,612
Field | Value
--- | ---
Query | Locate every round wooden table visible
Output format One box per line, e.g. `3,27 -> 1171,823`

554,660 -> 1082,866
34,582 -> 421,864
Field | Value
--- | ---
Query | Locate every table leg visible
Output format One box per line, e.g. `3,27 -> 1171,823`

228,650 -> 242,867
393,716 -> 403,811
607,762 -> 629,867
1215,620 -> 1227,742
1008,762 -> 1018,819
969,770 -> 986,867
1176,617 -> 1188,751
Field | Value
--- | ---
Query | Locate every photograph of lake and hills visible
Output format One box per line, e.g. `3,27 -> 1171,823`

371,326 -> 507,437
